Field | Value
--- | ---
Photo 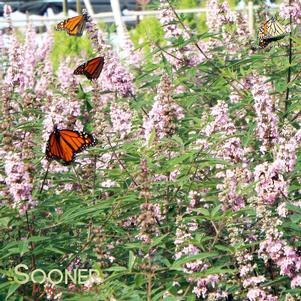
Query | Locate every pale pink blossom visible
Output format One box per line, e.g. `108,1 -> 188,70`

143,74 -> 184,142
250,73 -> 279,152
110,103 -> 132,138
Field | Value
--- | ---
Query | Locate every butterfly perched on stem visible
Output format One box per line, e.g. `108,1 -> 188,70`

73,56 -> 105,80
56,12 -> 89,36
46,126 -> 96,165
258,16 -> 287,49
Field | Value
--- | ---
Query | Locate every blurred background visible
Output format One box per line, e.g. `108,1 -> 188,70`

0,0 -> 281,32
0,0 -> 283,70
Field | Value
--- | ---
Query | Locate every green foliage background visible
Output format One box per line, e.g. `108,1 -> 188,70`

0,0 -> 301,301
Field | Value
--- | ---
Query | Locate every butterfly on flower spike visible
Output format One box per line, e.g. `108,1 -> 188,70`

46,126 -> 97,165
56,12 -> 89,36
73,56 -> 105,80
258,16 -> 287,49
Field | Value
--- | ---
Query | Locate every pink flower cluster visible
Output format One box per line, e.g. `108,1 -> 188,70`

203,100 -> 236,136
4,34 -> 23,93
35,60 -> 53,99
216,169 -> 246,211
67,256 -> 81,272
280,0 -> 301,24
246,288 -> 278,301
57,59 -> 79,91
250,73 -> 279,153
3,22 -> 53,102
275,134 -> 298,173
174,211 -> 222,299
254,162 -> 288,204
3,4 -> 12,17
206,0 -> 250,56
206,0 -> 237,32
4,152 -> 36,215
201,101 -> 253,211
259,238 -> 301,288
85,17 -> 135,97
159,0 -> 202,67
220,137 -> 246,163
110,102 -> 133,138
44,281 -> 62,300
101,50 -> 135,97
42,96 -> 83,140
143,73 -> 184,142
123,31 -> 143,68
136,202 -> 164,243
191,275 -> 220,299
18,25 -> 36,95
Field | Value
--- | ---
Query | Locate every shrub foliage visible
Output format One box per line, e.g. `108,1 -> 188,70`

0,0 -> 301,300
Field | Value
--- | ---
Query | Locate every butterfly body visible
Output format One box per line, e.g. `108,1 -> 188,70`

73,56 -> 105,80
46,126 -> 96,165
259,34 -> 286,48
56,13 -> 89,36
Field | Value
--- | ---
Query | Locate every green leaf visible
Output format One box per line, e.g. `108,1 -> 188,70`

128,251 -> 136,272
196,208 -> 210,216
171,253 -> 219,269
148,128 -> 156,147
45,247 -> 66,255
150,234 -> 169,249
5,283 -> 20,301
18,240 -> 29,257
104,266 -> 128,272
211,205 -> 222,217
134,274 -> 144,287
0,218 -> 10,229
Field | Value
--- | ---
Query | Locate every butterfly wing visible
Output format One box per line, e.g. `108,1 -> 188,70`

46,131 -> 74,164
73,57 -> 105,80
269,18 -> 286,37
59,130 -> 96,153
56,14 -> 87,36
258,17 -> 286,48
46,129 -> 96,165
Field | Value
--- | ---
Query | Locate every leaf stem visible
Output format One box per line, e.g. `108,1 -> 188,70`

39,161 -> 50,194
147,272 -> 152,301
25,210 -> 37,299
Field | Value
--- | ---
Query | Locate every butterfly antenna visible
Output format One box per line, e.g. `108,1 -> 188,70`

40,161 -> 51,194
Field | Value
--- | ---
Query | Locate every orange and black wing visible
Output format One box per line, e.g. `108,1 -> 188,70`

46,129 -> 96,165
45,131 -> 73,164
73,57 -> 105,80
56,13 -> 88,36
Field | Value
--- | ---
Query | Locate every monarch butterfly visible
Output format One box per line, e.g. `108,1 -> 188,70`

258,16 -> 286,48
46,126 -> 96,165
73,56 -> 105,80
56,12 -> 89,36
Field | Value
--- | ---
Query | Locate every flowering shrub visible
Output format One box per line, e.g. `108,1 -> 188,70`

1,0 -> 301,300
